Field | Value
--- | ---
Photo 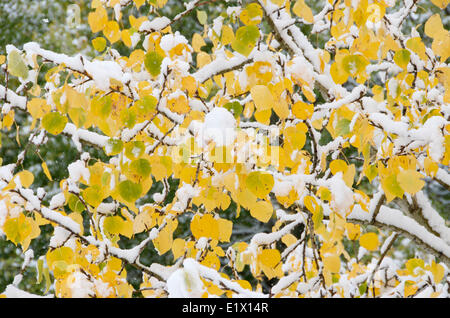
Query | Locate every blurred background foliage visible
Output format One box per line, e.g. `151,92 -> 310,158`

0,0 -> 448,295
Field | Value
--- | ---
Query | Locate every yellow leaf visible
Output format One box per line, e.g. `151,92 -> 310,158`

88,7 -> 108,33
16,170 -> 34,188
245,171 -> 274,198
359,232 -> 379,251
258,249 -> 280,268
431,0 -> 450,9
27,98 -> 50,119
192,33 -> 206,53
152,219 -> 177,255
424,14 -> 444,39
133,209 -> 154,234
172,238 -> 186,260
103,21 -> 121,43
281,234 -> 297,247
190,214 -> 219,240
292,0 -> 314,24
218,218 -> 233,242
323,255 -> 341,273
92,37 -> 107,52
249,200 -> 273,223
42,162 -> 53,181
221,25 -> 235,45
292,101 -> 313,120
250,85 -> 275,111
345,223 -> 361,240
428,261 -> 445,284
3,214 -> 32,246
397,169 -> 425,195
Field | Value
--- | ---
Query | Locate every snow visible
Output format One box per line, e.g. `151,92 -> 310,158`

2,285 -> 53,298
328,172 -> 354,215
173,183 -> 200,212
83,60 -> 124,91
49,192 -> 66,210
67,271 -> 94,298
167,259 -> 205,298
195,107 -> 237,147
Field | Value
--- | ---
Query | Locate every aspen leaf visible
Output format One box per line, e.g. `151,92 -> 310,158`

130,158 -> 151,179
42,112 -> 68,135
431,0 -> 450,9
81,185 -> 105,208
7,49 -> 28,79
345,223 -> 361,240
172,238 -> 186,260
223,101 -> 243,118
197,10 -> 207,25
323,255 -> 341,273
292,101 -> 313,120
425,14 -> 444,39
406,37 -> 427,61
103,21 -> 121,43
88,7 -> 108,33
231,25 -> 259,57
246,171 -> 274,198
104,215 -> 133,238
393,49 -> 411,69
133,209 -> 154,234
153,219 -> 177,255
92,37 -> 107,52
249,200 -> 273,223
68,193 -> 84,213
42,162 -> 53,181
192,33 -> 206,52
118,180 -> 142,202
397,169 -> 425,195
250,86 -> 274,111
105,138 -> 123,156
258,249 -> 280,268
144,51 -> 164,76
293,0 -> 314,24
190,214 -> 219,240
221,25 -> 234,45
359,232 -> 379,251
3,214 -> 32,246
381,173 -> 404,202
16,170 -> 34,188
218,218 -> 233,242
239,3 -> 263,26
342,54 -> 369,76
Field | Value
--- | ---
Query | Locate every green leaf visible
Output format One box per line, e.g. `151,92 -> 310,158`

231,25 -> 259,57
336,118 -> 351,136
223,102 -> 243,118
42,112 -> 68,135
197,10 -> 207,25
125,141 -> 145,160
342,54 -> 368,76
105,138 -> 124,156
130,158 -> 151,178
81,185 -> 104,208
246,171 -> 274,198
36,258 -> 44,284
118,180 -> 142,202
7,49 -> 29,79
68,193 -> 85,213
394,49 -> 411,69
136,95 -> 157,113
359,282 -> 368,295
144,51 -> 164,76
